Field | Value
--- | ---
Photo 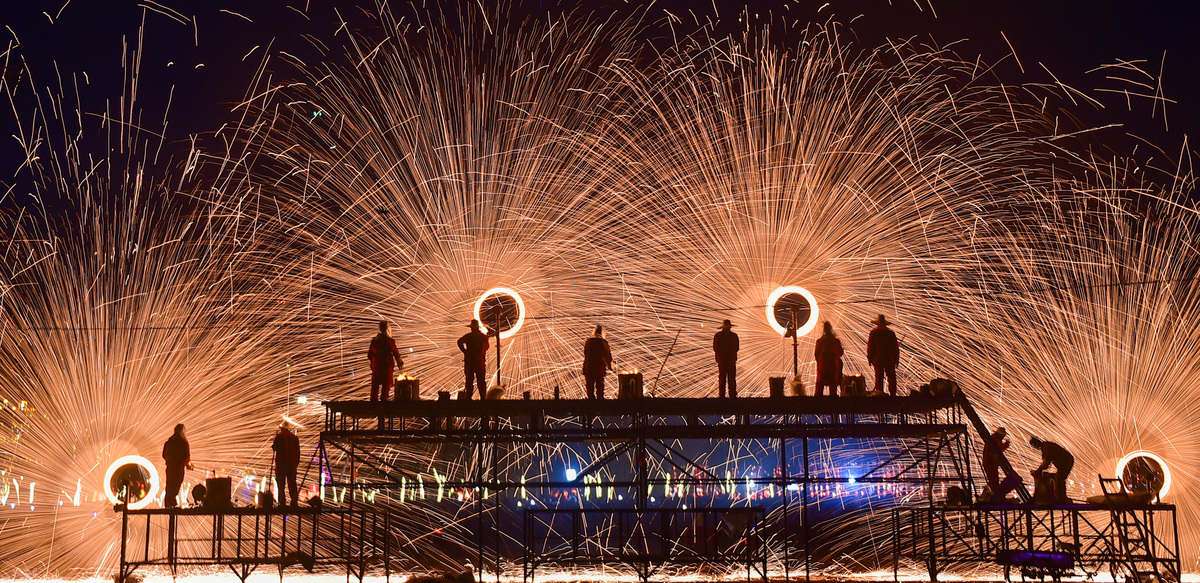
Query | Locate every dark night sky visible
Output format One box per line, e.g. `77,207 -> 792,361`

3,1 -> 1197,180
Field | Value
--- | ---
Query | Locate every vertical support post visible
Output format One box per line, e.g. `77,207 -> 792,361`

790,307 -> 799,378
892,509 -> 899,583
927,506 -> 937,581
803,435 -> 810,583
926,435 -> 933,502
319,440 -> 329,503
781,435 -> 789,581
119,506 -> 129,581
168,511 -> 178,576
637,428 -> 648,508
349,439 -> 356,511
493,444 -> 501,583
476,437 -> 484,583
492,306 -> 502,387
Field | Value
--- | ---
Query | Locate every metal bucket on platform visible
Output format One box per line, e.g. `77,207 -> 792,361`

256,490 -> 273,509
395,376 -> 419,400
618,372 -> 643,399
204,477 -> 231,509
769,377 -> 786,398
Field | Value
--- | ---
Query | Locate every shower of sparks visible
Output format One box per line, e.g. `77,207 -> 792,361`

0,0 -> 1197,577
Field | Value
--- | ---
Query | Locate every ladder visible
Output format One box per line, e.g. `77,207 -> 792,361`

1099,476 -> 1179,582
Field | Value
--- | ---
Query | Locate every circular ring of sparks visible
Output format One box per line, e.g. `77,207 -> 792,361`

473,287 -> 526,340
103,455 -> 161,510
766,286 -> 819,337
1115,450 -> 1171,499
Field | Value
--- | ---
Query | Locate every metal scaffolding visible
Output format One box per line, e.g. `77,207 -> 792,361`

117,506 -> 391,583
116,391 -> 1179,582
894,502 -> 1181,582
319,395 -> 973,581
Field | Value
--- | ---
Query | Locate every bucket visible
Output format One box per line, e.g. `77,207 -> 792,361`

618,373 -> 643,399
256,490 -> 273,509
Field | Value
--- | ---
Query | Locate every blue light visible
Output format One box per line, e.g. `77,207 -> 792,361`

848,477 -> 857,484
786,484 -> 800,492
565,468 -> 577,482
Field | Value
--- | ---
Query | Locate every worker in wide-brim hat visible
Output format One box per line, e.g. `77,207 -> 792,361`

866,314 -> 899,395
713,319 -> 739,398
457,320 -> 489,399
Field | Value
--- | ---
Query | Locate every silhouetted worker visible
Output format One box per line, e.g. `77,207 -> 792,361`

582,325 -> 614,399
272,421 -> 301,507
162,424 -> 194,508
1030,436 -> 1075,504
367,320 -> 404,401
713,319 -> 739,398
458,319 -> 489,399
866,314 -> 900,395
813,321 -> 844,396
982,426 -> 1010,492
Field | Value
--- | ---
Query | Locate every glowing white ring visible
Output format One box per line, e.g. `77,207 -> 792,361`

766,286 -> 819,337
1116,450 -> 1171,500
473,287 -> 526,340
103,455 -> 161,510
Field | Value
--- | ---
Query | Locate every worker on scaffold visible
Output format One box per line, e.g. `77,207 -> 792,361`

866,314 -> 900,395
272,420 -> 301,507
713,319 -> 739,398
162,423 -> 194,508
367,320 -> 404,401
1030,436 -> 1074,504
982,426 -> 1010,493
813,321 -> 844,396
457,319 -> 489,399
582,324 -> 614,399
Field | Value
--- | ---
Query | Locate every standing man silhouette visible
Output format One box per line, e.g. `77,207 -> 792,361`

162,424 -> 194,508
582,325 -> 614,399
272,421 -> 301,507
866,314 -> 900,395
368,320 -> 404,401
713,319 -> 740,398
458,319 -> 489,399
813,321 -> 844,396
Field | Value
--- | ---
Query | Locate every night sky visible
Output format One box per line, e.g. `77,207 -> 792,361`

3,0 -> 1197,185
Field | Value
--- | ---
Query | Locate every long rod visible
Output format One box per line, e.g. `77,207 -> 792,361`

650,327 -> 682,397
493,308 -> 502,387
791,307 -> 799,377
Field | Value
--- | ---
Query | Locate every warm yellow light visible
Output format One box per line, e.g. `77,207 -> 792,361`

766,286 -> 819,336
1115,450 -> 1171,499
103,455 -> 161,510
473,287 -> 526,339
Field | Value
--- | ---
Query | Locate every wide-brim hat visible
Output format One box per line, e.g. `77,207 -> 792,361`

721,319 -> 733,329
873,314 -> 890,326
995,426 -> 1007,438
468,319 -> 480,328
